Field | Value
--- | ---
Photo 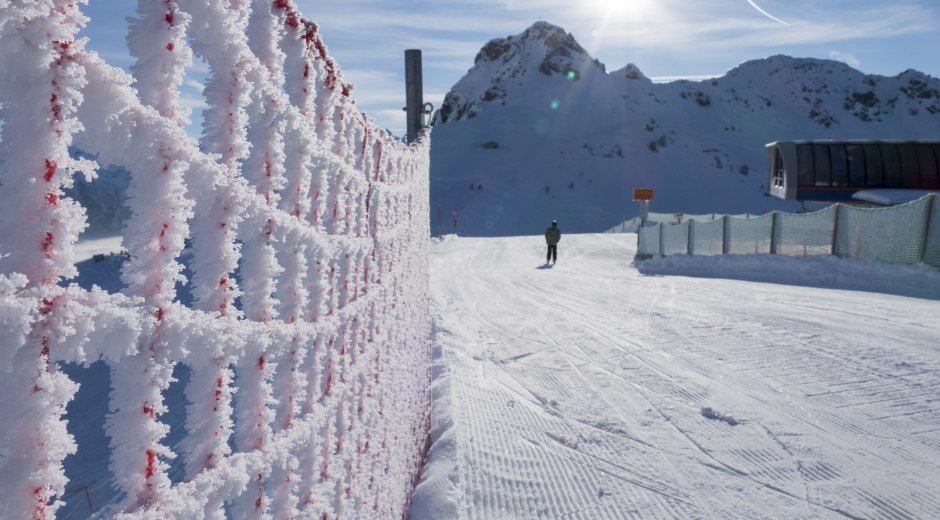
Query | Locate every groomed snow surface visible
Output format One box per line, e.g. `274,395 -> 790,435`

411,233 -> 940,519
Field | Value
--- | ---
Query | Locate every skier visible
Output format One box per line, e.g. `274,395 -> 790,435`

545,220 -> 561,264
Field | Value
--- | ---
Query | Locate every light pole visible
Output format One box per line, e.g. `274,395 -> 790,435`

404,49 -> 433,144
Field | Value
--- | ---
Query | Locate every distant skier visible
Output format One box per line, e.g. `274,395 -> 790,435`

545,220 -> 561,264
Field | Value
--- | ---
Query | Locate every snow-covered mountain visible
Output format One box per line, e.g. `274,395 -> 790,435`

430,21 -> 940,236
65,160 -> 131,239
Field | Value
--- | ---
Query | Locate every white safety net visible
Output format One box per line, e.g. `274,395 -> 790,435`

662,221 -> 690,256
774,206 -> 836,257
635,195 -> 939,268
834,197 -> 932,265
691,219 -> 723,256
637,224 -> 661,258
727,214 -> 773,254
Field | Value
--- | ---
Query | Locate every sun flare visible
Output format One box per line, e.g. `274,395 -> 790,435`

584,0 -> 656,22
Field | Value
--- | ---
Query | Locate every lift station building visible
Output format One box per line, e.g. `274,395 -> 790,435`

767,140 -> 940,204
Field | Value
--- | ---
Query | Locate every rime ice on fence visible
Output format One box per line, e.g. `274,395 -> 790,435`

0,0 -> 432,518
0,2 -> 94,517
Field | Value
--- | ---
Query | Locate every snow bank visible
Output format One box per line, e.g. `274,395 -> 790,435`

408,321 -> 461,518
853,189 -> 940,206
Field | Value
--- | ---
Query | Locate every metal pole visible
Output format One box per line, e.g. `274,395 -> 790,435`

722,215 -> 730,255
770,212 -> 778,254
920,194 -> 935,263
659,223 -> 665,257
405,49 -> 423,144
832,203 -> 842,257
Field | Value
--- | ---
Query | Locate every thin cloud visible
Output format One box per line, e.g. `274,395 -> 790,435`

746,0 -> 789,25
651,74 -> 723,83
828,51 -> 861,69
584,5 -> 936,52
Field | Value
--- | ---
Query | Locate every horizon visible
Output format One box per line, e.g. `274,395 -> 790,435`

50,0 -> 940,137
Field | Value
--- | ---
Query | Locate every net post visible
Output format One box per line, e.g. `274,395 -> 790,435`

921,194 -> 936,264
722,215 -> 730,254
687,219 -> 695,255
770,212 -> 779,254
832,203 -> 843,257
659,223 -> 665,257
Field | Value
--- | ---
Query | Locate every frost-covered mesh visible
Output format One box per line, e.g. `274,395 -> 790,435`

637,224 -> 661,258
924,196 -> 940,269
691,219 -> 723,256
727,214 -> 773,254
774,206 -> 836,257
662,221 -> 690,256
834,197 -> 932,265
0,2 -> 431,518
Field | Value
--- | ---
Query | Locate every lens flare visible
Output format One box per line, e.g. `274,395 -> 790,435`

585,0 -> 655,22
582,0 -> 661,48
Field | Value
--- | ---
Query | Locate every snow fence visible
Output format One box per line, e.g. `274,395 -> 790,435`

606,212 -> 755,233
0,1 -> 431,518
637,194 -> 940,269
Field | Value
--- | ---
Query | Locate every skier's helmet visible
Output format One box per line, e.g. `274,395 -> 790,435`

551,220 -> 558,226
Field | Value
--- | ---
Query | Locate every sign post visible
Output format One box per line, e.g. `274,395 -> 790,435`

633,188 -> 654,227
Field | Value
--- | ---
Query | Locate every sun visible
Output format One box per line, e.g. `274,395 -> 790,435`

584,0 -> 657,23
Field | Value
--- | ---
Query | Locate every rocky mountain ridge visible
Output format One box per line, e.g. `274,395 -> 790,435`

430,21 -> 940,236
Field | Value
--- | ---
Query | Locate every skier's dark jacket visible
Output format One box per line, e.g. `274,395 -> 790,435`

545,224 -> 561,246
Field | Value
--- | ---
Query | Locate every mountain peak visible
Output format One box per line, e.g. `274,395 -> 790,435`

439,22 -> 604,124
612,63 -> 649,82
474,21 -> 586,68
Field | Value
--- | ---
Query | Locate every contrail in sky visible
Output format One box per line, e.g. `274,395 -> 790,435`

746,0 -> 790,25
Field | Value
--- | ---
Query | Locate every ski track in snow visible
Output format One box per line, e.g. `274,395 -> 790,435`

421,233 -> 940,519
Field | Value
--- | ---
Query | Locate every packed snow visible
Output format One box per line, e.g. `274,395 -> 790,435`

411,233 -> 940,519
852,189 -> 940,206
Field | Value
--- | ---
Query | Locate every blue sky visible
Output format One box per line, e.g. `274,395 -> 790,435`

79,0 -> 940,137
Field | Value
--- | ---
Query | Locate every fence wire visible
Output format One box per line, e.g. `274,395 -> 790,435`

774,205 -> 836,257
636,194 -> 939,268
727,214 -> 773,255
835,197 -> 931,265
691,219 -> 723,256
637,224 -> 660,259
662,221 -> 690,256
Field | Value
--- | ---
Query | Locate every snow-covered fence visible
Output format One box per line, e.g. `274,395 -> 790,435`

637,194 -> 940,269
0,1 -> 431,518
606,212 -> 753,233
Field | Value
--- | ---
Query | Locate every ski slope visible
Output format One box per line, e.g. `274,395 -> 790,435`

412,233 -> 940,519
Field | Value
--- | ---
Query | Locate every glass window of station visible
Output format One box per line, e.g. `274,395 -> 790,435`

794,142 -> 940,189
